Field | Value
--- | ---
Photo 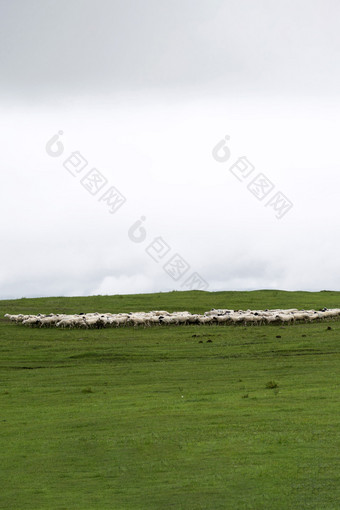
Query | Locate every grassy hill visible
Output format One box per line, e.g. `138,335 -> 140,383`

1,289 -> 340,316
1,290 -> 340,509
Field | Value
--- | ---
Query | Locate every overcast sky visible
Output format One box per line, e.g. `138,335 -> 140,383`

1,0 -> 340,299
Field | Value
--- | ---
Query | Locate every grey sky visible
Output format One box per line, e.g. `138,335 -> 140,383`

1,1 -> 339,299
1,0 -> 340,98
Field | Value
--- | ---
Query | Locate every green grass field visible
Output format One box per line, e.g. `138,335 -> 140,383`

1,290 -> 340,509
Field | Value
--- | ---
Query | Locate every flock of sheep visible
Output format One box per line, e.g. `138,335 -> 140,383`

4,307 -> 340,328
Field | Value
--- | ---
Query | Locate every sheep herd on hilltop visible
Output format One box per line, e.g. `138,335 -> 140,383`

4,307 -> 340,329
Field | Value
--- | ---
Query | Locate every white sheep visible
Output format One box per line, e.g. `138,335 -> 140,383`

5,307 -> 340,329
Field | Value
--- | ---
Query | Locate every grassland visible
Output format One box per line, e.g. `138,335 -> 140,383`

0,290 -> 340,509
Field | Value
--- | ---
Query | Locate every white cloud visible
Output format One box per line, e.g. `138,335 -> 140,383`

91,274 -> 156,296
1,95 -> 339,298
